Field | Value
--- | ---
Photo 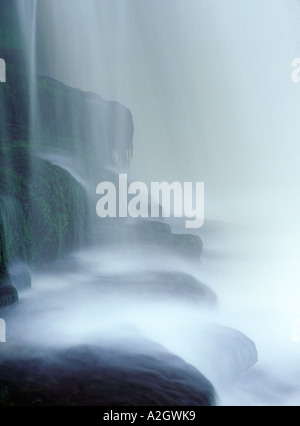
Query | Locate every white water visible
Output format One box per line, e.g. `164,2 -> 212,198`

34,151 -> 89,189
17,0 -> 39,147
12,0 -> 300,406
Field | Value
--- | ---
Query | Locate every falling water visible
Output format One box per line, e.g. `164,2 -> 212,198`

17,0 -> 39,147
1,0 -> 300,406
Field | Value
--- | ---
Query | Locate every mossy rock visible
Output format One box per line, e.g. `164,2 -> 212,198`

10,264 -> 31,292
0,157 -> 88,266
98,220 -> 203,260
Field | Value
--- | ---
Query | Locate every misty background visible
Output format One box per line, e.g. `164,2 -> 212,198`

32,0 -> 300,404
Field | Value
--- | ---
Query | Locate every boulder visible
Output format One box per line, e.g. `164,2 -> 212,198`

0,342 -> 216,406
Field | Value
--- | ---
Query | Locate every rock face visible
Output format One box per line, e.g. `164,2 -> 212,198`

0,343 -> 216,406
0,211 -> 17,307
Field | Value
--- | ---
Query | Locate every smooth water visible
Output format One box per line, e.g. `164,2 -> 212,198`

2,239 -> 256,404
4,0 -> 300,406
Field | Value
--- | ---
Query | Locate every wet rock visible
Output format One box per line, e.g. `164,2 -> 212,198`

0,342 -> 215,406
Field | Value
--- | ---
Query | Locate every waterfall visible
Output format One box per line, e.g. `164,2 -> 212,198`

1,0 -> 300,407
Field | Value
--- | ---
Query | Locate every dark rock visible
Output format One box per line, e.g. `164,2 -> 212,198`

0,343 -> 215,406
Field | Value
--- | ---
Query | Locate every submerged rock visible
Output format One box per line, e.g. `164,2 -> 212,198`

203,324 -> 258,381
0,342 -> 215,406
9,264 -> 31,292
99,220 -> 203,260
